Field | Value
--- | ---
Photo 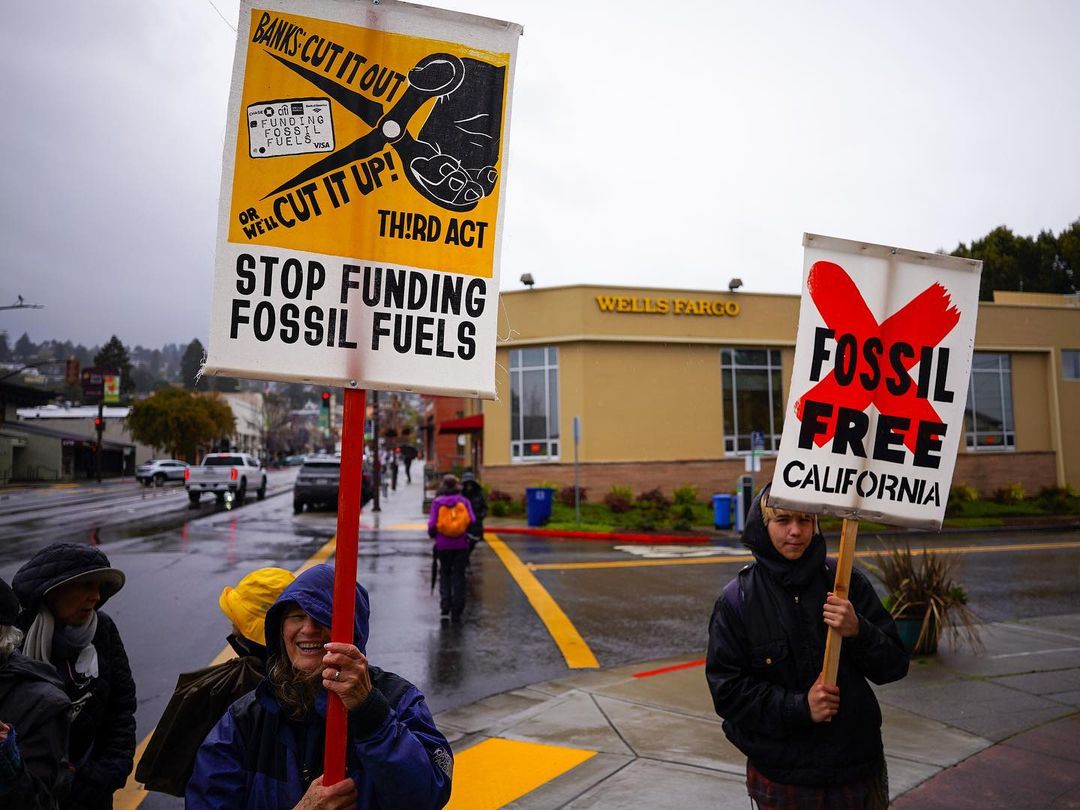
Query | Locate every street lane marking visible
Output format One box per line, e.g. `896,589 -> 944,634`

117,533 -> 341,809
633,659 -> 706,678
990,645 -> 1080,659
486,533 -> 599,669
445,738 -> 596,809
526,540 -> 1080,571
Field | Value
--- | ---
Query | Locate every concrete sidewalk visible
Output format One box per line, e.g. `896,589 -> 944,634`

435,614 -> 1080,808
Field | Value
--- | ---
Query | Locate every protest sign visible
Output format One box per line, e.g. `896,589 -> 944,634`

770,234 -> 982,530
205,0 -> 521,398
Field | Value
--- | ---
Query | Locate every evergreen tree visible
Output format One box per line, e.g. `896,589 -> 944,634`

14,332 -> 35,361
953,219 -> 1079,300
180,339 -> 205,389
93,335 -> 136,395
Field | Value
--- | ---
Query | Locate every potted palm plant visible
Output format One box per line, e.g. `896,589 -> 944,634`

869,543 -> 981,655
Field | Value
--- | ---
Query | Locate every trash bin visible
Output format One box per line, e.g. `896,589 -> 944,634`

526,487 -> 555,527
712,493 -> 733,529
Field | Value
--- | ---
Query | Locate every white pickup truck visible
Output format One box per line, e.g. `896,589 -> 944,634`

185,452 -> 267,505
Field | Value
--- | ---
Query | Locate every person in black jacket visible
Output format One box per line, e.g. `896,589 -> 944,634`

13,544 -> 136,810
706,485 -> 908,809
0,575 -> 72,809
460,471 -> 488,562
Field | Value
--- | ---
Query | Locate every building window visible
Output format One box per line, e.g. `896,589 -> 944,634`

510,347 -> 559,461
722,348 -> 783,454
1064,350 -> 1080,380
965,352 -> 1015,450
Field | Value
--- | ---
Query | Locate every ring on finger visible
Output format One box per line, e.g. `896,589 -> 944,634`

332,669 -> 341,682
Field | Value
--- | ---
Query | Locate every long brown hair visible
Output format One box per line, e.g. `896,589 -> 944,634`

267,655 -> 324,720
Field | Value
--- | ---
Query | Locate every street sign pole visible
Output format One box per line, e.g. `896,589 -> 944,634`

96,400 -> 104,483
573,416 -> 581,525
324,387 -> 367,783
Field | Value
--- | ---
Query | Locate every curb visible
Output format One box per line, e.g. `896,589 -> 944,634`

488,519 -> 1080,544
488,525 -> 723,544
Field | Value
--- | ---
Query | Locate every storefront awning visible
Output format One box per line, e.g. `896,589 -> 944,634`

438,414 -> 483,434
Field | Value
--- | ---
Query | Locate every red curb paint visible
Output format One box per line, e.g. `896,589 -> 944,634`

632,660 -> 706,679
490,526 -> 719,544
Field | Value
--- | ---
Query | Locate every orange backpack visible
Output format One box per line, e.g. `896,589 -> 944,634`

436,501 -> 470,537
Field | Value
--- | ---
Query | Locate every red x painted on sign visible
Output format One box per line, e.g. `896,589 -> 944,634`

794,261 -> 960,453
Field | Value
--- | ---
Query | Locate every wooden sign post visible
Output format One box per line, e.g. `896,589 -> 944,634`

821,517 -> 859,685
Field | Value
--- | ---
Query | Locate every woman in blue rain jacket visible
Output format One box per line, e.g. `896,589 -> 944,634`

186,564 -> 452,809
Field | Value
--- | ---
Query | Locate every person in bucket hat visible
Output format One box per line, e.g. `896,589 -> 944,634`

136,567 -> 295,797
13,543 -> 135,810
218,567 -> 296,656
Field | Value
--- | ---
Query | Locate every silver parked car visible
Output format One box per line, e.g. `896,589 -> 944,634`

135,458 -> 189,486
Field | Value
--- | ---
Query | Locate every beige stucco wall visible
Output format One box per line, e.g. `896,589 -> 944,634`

1011,352 -> 1053,452
483,286 -> 1080,489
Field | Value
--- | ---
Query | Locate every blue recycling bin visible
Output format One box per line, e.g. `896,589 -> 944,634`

712,493 -> 733,529
526,487 -> 555,527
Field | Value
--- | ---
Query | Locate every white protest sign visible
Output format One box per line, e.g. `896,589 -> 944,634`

205,0 -> 521,398
770,234 -> 982,529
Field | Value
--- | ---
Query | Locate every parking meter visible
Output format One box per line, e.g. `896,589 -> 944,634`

734,474 -> 755,532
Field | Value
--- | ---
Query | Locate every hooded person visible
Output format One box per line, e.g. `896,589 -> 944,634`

0,575 -> 72,809
186,564 -> 453,809
459,472 -> 488,562
427,475 -> 475,622
135,567 -> 296,797
12,543 -> 135,810
705,485 -> 908,810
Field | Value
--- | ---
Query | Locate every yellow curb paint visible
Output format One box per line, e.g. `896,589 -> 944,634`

526,540 -> 1080,572
445,738 -> 596,810
116,534 -> 340,809
486,533 -> 599,669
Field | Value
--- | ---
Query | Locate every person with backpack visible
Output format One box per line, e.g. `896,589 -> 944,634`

186,564 -> 452,809
705,484 -> 908,810
427,475 -> 476,623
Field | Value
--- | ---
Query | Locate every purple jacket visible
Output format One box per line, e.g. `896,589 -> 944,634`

427,494 -> 475,551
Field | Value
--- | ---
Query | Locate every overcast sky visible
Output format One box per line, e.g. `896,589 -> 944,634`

2,0 -> 1078,349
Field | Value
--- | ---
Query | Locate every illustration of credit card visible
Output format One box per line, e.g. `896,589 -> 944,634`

247,98 -> 335,158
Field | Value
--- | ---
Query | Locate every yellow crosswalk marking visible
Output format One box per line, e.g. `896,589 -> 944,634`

445,738 -> 596,810
486,534 -> 599,668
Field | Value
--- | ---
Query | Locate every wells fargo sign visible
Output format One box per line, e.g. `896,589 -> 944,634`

595,295 -> 740,317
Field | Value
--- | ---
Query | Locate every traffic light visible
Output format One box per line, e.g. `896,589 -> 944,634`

93,417 -> 103,430
319,391 -> 331,440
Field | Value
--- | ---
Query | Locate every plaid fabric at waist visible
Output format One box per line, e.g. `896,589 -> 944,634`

746,759 -> 888,810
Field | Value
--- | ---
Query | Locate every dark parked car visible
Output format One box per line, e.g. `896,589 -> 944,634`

293,455 -> 374,513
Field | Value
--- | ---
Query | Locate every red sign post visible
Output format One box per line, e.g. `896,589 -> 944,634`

324,387 -> 366,783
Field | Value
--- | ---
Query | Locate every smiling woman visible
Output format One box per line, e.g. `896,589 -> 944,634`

186,564 -> 454,810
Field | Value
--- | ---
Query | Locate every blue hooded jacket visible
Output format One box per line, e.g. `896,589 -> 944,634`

186,565 -> 452,809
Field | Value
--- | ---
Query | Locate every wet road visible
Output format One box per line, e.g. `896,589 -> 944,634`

0,474 -> 1077,808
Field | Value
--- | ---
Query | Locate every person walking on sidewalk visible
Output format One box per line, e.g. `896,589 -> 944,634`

460,472 -> 488,565
706,485 -> 908,810
427,475 -> 475,623
13,544 -> 136,810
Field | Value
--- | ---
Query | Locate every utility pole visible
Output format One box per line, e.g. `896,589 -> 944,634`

371,389 -> 381,512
